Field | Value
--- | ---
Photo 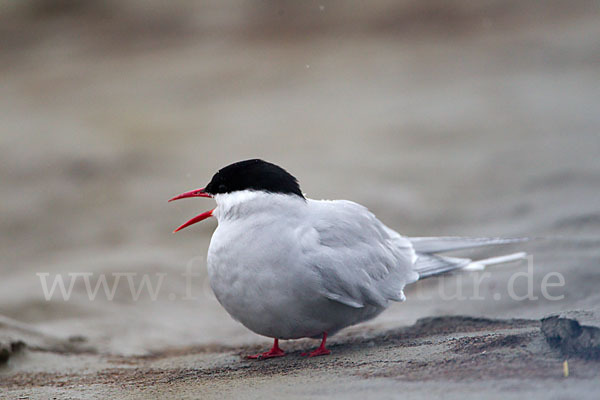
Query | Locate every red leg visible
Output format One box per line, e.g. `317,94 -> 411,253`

301,332 -> 332,357
247,338 -> 285,360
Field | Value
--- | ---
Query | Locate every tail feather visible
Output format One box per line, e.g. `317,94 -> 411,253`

409,237 -> 527,279
461,252 -> 528,271
413,254 -> 472,279
409,236 -> 526,254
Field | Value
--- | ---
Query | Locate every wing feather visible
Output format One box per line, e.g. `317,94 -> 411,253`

301,200 -> 418,308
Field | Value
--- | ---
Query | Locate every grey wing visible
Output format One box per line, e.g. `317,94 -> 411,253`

300,200 -> 419,309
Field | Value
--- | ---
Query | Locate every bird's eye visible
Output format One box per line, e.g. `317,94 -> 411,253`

218,184 -> 227,192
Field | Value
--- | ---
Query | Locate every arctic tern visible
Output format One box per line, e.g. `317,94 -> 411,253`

169,159 -> 525,359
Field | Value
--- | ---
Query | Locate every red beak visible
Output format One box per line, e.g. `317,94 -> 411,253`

169,187 -> 215,233
168,187 -> 212,202
172,209 -> 214,233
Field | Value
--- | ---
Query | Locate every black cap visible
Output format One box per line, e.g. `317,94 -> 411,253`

204,159 -> 304,199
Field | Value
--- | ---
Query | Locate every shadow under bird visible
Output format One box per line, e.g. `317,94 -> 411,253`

169,159 -> 525,359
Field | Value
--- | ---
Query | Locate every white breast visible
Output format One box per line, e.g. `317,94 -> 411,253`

207,191 -> 322,338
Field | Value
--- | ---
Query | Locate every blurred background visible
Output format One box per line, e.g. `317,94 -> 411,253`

1,0 -> 599,355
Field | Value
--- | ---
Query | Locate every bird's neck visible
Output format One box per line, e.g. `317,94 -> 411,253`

213,190 -> 306,222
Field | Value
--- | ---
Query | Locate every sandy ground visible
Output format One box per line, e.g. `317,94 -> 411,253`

1,0 -> 600,398
3,315 -> 600,399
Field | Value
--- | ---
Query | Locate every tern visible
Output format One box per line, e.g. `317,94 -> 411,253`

170,159 -> 525,359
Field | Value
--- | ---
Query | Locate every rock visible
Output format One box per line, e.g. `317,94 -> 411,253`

0,340 -> 26,365
0,344 -> 9,364
541,310 -> 600,360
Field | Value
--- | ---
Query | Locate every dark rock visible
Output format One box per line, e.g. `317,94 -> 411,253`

541,310 -> 600,360
0,345 -> 9,364
0,340 -> 26,365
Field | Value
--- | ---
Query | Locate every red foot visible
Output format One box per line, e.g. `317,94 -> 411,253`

301,347 -> 331,357
247,349 -> 285,359
247,338 -> 285,360
301,332 -> 332,357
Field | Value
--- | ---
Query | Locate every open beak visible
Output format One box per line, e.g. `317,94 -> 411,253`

169,187 -> 215,233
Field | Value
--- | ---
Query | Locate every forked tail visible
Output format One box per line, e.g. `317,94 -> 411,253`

408,237 -> 527,279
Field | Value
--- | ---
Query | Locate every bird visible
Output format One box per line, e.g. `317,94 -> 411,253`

169,159 -> 525,359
